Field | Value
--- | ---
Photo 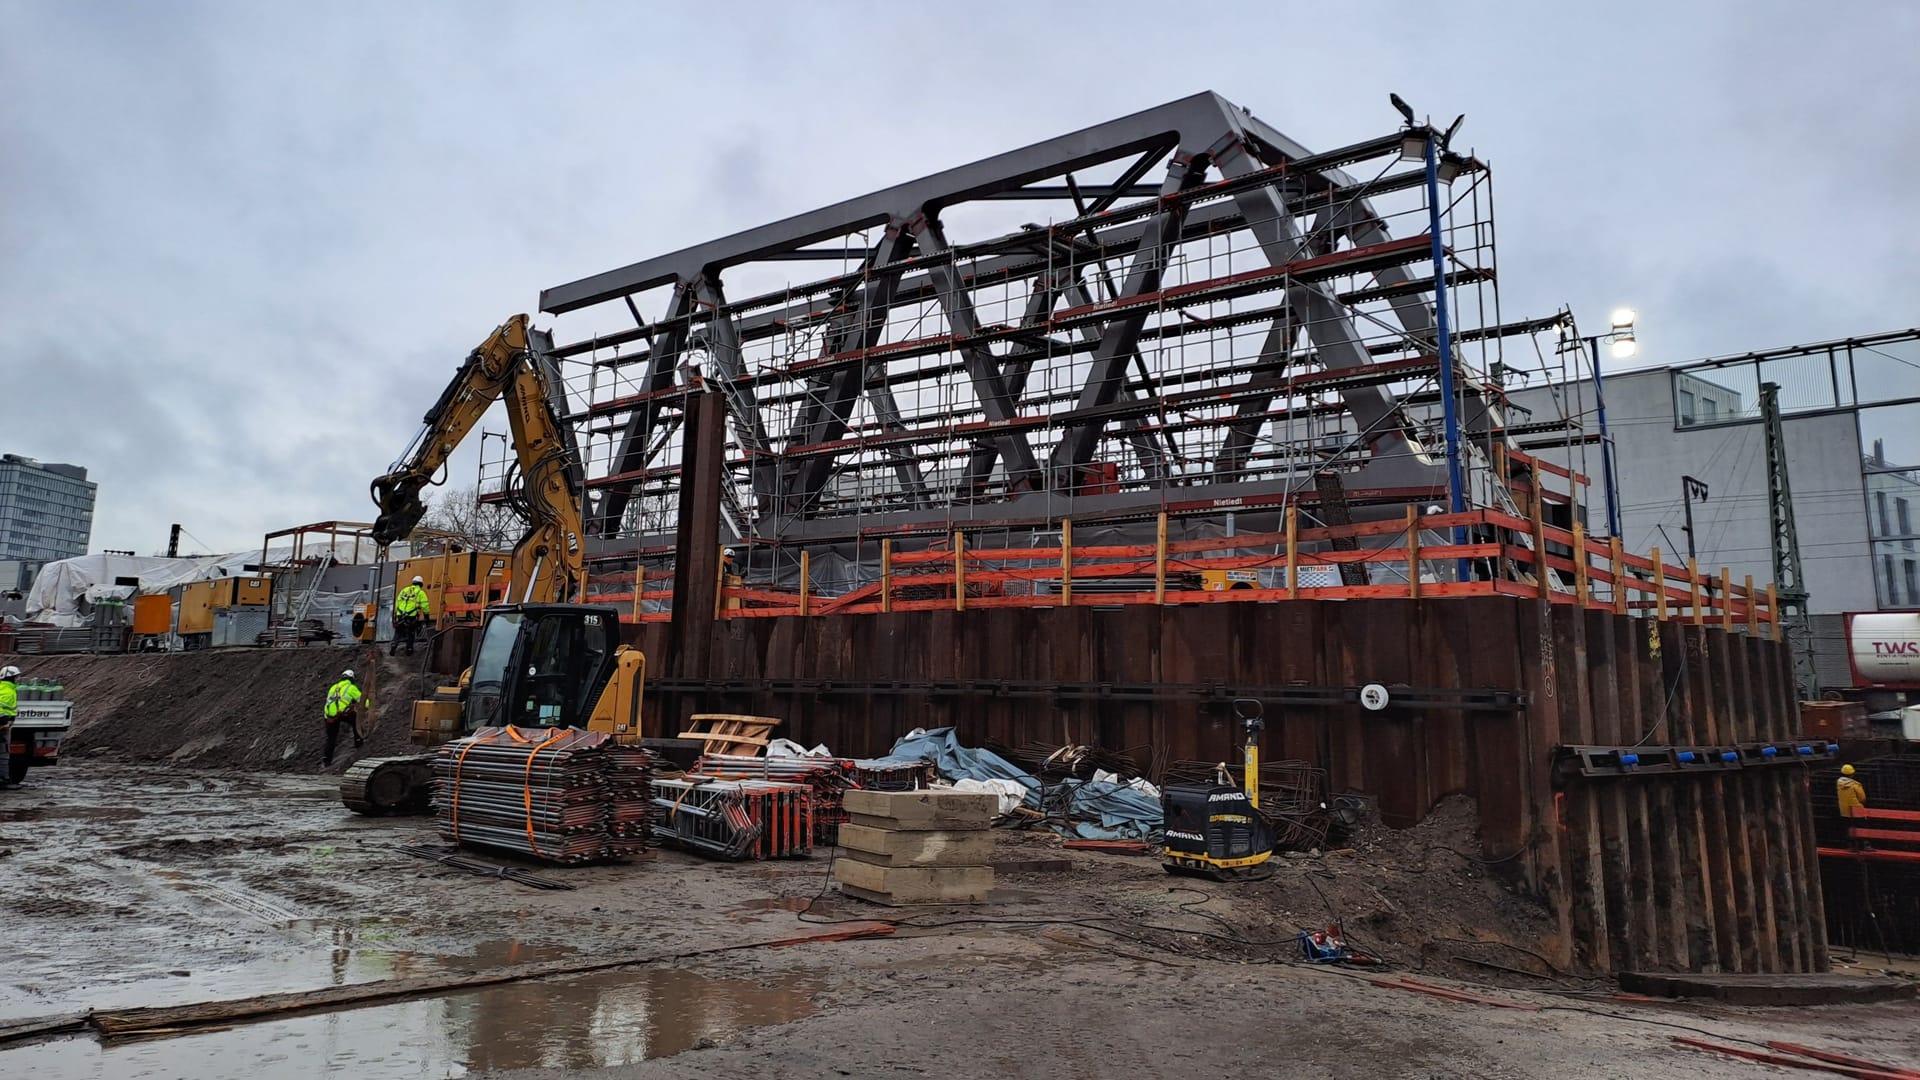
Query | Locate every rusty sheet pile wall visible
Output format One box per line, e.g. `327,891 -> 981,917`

633,595 -> 1825,975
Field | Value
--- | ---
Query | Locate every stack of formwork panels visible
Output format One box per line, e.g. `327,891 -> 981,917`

832,790 -> 997,905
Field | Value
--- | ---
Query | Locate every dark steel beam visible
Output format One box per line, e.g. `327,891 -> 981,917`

597,282 -> 693,534
975,183 -> 1160,201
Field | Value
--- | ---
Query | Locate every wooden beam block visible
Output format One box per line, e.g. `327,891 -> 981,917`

833,861 -> 994,905
836,824 -> 995,867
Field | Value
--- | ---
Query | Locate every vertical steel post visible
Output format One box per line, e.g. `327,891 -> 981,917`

1587,335 -> 1623,538
1424,134 -> 1467,581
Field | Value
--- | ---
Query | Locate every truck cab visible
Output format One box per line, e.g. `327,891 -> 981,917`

10,684 -> 73,785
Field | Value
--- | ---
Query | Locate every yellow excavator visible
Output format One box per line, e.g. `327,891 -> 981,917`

341,315 -> 648,815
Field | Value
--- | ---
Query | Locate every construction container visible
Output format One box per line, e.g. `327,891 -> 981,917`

131,594 -> 172,636
210,576 -> 272,608
213,608 -> 271,648
177,580 -> 218,637
396,550 -> 511,626
1801,701 -> 1870,741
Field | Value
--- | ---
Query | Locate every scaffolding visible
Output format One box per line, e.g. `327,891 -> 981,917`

522,92 -> 1594,600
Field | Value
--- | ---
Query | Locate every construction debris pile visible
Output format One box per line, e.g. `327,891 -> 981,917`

688,753 -> 937,844
434,726 -> 655,864
649,777 -> 815,860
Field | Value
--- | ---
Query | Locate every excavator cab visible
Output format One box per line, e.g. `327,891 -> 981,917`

466,604 -> 618,732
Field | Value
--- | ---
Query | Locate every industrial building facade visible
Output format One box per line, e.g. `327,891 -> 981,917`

0,454 -> 97,584
1506,327 -> 1920,690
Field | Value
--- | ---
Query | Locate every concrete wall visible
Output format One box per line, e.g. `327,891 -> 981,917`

1509,369 -> 1877,615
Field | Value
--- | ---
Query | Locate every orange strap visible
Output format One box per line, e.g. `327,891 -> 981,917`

521,731 -> 568,857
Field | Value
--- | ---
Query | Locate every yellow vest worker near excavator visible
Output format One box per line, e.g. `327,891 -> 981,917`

391,576 -> 431,657
322,669 -> 364,767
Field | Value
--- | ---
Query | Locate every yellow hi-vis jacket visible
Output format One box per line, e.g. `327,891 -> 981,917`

0,679 -> 14,723
1837,775 -> 1868,818
324,678 -> 363,720
394,583 -> 431,619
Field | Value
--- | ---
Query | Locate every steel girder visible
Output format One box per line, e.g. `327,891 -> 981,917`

544,91 -> 1474,537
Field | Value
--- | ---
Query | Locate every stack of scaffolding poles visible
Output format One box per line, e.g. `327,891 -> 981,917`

690,754 -> 940,845
649,777 -> 814,861
434,726 -> 656,865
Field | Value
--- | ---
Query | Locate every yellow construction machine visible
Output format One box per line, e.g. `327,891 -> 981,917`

341,315 -> 648,815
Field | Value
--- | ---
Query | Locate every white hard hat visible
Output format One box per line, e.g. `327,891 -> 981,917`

341,668 -> 355,679
0,665 -> 17,680
411,575 -> 424,584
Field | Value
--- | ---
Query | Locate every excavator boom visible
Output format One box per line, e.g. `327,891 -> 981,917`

368,314 -> 586,603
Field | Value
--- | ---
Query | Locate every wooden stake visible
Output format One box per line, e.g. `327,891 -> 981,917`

880,540 -> 893,614
953,531 -> 966,612
1768,583 -> 1780,641
633,561 -> 643,623
1059,519 -> 1073,608
714,544 -> 728,620
1720,567 -> 1734,633
1406,505 -> 1421,599
1283,505 -> 1298,599
799,550 -> 811,617
1155,511 -> 1170,604
1744,574 -> 1756,636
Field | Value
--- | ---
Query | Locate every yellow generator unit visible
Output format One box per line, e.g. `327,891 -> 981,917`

396,550 -> 511,627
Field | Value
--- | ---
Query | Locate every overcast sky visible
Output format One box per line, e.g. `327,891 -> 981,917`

3,0 -> 1916,555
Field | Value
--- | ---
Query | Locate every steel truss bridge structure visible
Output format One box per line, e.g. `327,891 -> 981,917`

522,91 -> 1576,571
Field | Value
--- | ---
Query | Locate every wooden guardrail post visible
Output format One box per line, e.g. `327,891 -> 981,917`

880,540 -> 893,614
1718,567 -> 1733,633
1406,505 -> 1421,599
1688,558 -> 1703,627
1531,461 -> 1550,600
1059,519 -> 1073,608
1572,521 -> 1591,606
714,544 -> 729,620
799,550 -> 811,617
1284,505 -> 1298,599
633,561 -> 643,623
1744,574 -> 1756,635
1611,536 -> 1627,615
953,531 -> 967,612
1651,546 -> 1668,621
1155,512 -> 1169,604
1767,583 -> 1780,641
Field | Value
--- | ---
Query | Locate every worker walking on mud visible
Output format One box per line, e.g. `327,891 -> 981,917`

323,669 -> 365,767
0,666 -> 17,790
392,574 -> 430,657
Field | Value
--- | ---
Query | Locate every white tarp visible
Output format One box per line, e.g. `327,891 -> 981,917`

24,540 -> 411,626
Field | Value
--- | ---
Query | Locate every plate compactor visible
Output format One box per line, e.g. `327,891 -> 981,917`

1161,699 -> 1275,881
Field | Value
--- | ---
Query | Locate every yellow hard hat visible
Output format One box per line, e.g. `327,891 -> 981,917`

1840,764 -> 1856,776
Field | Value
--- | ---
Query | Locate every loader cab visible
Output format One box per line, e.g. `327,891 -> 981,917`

464,603 -> 619,732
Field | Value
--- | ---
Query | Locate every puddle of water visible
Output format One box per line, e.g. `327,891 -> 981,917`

7,966 -> 819,1078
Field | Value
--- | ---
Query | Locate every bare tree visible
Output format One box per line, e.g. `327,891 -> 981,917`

415,486 -> 523,554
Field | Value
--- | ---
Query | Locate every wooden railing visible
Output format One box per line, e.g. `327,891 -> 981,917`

690,506 -> 1778,635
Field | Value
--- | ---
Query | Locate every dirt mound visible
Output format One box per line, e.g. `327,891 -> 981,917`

16,646 -> 434,773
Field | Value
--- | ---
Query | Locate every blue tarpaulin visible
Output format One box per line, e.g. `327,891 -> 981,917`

860,727 -> 1161,841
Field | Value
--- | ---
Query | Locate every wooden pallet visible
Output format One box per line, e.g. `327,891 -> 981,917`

678,713 -> 782,758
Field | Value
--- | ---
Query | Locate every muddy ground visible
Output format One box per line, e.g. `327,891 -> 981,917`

0,760 -> 1915,1079
1,649 -> 1916,1077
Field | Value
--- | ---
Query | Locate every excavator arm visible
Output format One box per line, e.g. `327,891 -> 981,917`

369,314 -> 586,604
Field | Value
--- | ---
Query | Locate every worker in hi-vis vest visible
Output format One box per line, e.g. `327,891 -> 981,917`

323,669 -> 364,767
392,575 -> 431,657
0,666 -> 17,789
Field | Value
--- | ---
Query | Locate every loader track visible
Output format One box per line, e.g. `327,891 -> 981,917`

339,755 -> 435,816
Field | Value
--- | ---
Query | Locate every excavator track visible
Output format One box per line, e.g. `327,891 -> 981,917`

340,755 -> 436,816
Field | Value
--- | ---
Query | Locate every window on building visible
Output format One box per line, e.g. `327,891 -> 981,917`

1901,498 -> 1913,538
1886,555 -> 1900,605
1700,397 -> 1719,421
1878,492 -> 1891,537
1679,389 -> 1696,424
1907,560 -> 1919,608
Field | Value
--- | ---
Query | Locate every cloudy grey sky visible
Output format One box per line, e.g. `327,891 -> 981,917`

3,0 -> 1915,554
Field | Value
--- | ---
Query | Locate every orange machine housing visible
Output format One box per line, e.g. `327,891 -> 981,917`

395,550 -> 511,627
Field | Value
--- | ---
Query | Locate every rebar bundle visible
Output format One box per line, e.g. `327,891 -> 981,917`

434,726 -> 656,864
649,777 -> 814,861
